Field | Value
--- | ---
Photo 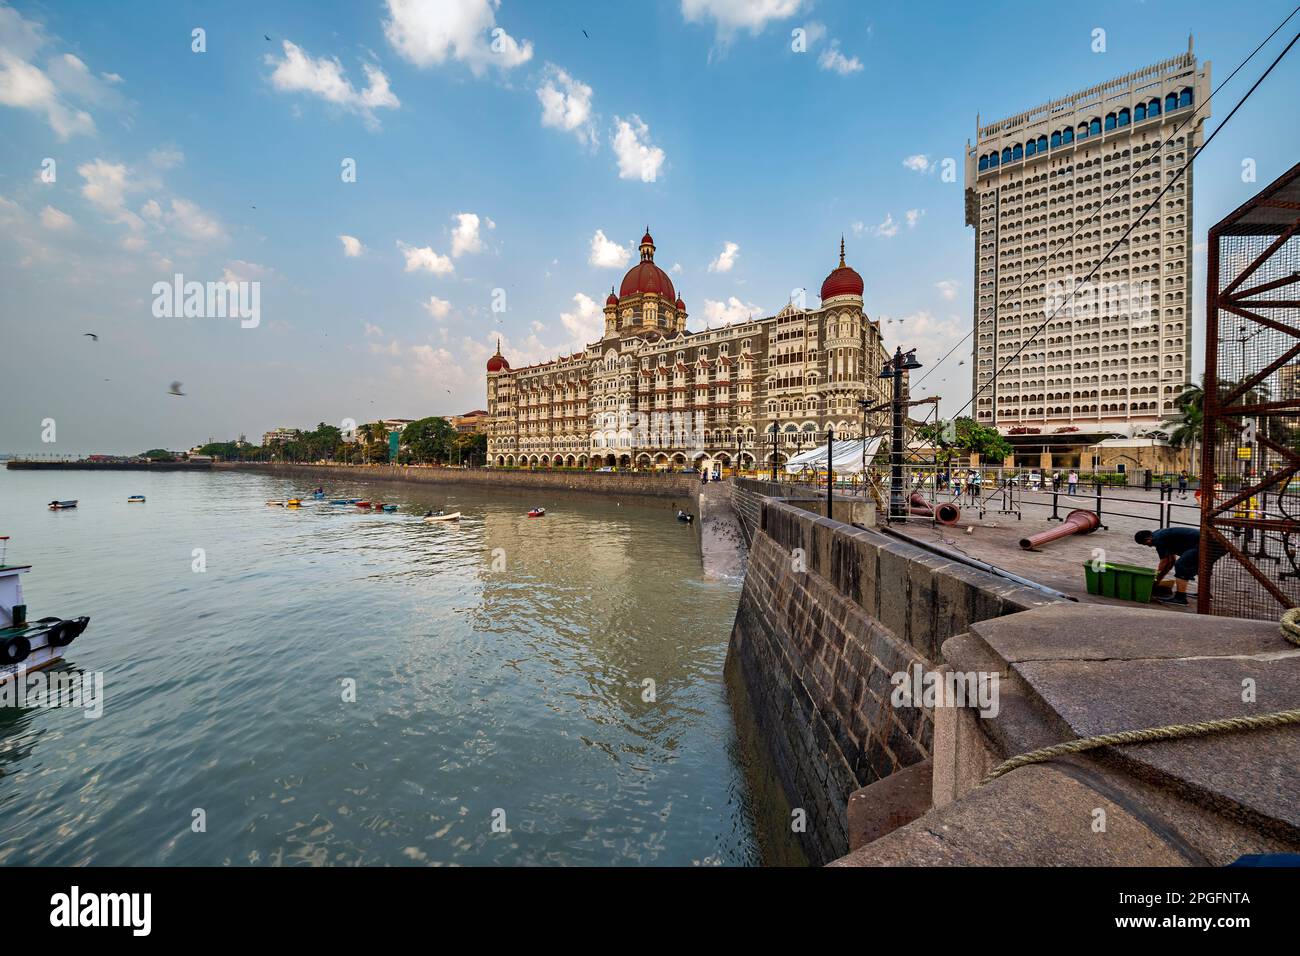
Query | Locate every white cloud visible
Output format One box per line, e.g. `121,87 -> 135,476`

39,204 -> 72,230
934,279 -> 959,301
873,214 -> 898,238
0,6 -> 97,139
370,339 -> 402,357
382,0 -> 532,74
365,322 -> 384,336
559,292 -> 602,341
671,262 -> 683,274
78,159 -> 144,231
149,145 -> 184,170
703,296 -> 763,326
902,154 -> 931,173
708,241 -> 739,273
450,211 -> 493,257
221,260 -> 275,283
169,197 -> 225,243
851,220 -> 865,237
423,295 -> 453,319
265,40 -> 399,127
338,234 -> 364,257
905,208 -> 924,228
611,115 -> 665,182
537,63 -> 595,145
398,241 -> 454,275
818,41 -> 862,75
588,229 -> 631,268
681,0 -> 804,38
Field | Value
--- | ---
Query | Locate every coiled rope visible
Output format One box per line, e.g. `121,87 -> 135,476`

983,708 -> 1300,783
1281,608 -> 1300,647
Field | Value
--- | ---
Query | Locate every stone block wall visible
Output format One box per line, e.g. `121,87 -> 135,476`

726,496 -> 1060,863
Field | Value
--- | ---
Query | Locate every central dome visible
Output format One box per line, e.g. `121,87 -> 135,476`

618,229 -> 676,300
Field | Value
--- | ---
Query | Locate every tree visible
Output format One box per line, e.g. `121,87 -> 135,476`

921,417 -> 1012,464
139,448 -> 176,462
402,417 -> 456,463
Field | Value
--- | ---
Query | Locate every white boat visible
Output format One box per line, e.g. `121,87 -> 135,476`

422,511 -> 461,523
0,548 -> 90,686
47,500 -> 78,510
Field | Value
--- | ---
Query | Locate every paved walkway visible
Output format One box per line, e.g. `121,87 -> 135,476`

698,479 -> 746,580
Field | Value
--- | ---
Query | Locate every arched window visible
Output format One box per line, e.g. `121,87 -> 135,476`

1148,98 -> 1161,117
1089,118 -> 1101,136
979,154 -> 989,171
1025,139 -> 1036,157
989,151 -> 1000,167
1062,127 -> 1074,144
1165,92 -> 1177,113
1037,135 -> 1048,152
1117,108 -> 1130,126
1105,113 -> 1117,131
1051,131 -> 1062,148
1134,103 -> 1146,122
1001,147 -> 1012,164
1077,123 -> 1089,140
1012,143 -> 1023,160
1178,87 -> 1193,108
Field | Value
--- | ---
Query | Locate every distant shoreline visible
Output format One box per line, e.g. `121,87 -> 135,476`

5,460 -> 214,471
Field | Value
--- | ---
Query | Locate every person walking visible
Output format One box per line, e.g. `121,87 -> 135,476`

1178,470 -> 1189,499
1067,470 -> 1079,495
1143,470 -> 1153,492
1052,471 -> 1061,492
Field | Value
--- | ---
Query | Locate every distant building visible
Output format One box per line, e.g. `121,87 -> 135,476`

451,410 -> 489,433
262,427 -> 299,445
1281,362 -> 1300,402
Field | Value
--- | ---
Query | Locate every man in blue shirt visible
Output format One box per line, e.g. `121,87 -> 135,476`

1134,526 -> 1202,606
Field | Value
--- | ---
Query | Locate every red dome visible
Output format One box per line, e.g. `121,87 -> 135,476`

820,238 -> 864,301
675,296 -> 685,311
486,341 -> 510,372
640,229 -> 655,246
619,260 -> 675,299
606,290 -> 619,307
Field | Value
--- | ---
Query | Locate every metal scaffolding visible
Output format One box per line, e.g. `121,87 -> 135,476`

1200,161 -> 1300,619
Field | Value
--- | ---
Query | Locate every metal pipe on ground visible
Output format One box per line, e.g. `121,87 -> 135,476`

1019,509 -> 1101,550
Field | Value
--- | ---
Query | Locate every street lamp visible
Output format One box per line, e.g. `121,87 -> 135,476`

880,346 -> 923,522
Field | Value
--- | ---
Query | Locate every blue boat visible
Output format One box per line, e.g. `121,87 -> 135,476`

329,499 -> 349,505
127,495 -> 146,503
381,504 -> 398,513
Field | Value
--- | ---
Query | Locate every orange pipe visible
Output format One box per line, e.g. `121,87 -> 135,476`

1019,509 -> 1100,550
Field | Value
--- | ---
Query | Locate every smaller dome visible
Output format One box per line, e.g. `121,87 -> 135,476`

820,237 -> 863,301
640,229 -> 654,246
675,296 -> 685,311
487,340 -> 510,372
606,289 -> 619,307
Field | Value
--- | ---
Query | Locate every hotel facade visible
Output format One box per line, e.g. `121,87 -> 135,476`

485,231 -> 891,471
964,44 -> 1211,466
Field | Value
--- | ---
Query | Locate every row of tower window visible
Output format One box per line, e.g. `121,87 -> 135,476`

979,90 -> 1194,171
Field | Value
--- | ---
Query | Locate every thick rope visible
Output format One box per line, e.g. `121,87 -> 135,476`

1281,608 -> 1300,647
983,708 -> 1300,784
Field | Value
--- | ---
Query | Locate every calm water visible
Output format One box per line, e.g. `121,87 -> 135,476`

0,468 -> 758,865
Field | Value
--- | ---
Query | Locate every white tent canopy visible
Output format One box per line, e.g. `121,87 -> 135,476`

783,437 -> 882,475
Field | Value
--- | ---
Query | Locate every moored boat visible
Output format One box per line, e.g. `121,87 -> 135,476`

128,495 -> 146,503
423,511 -> 461,522
527,508 -> 545,518
47,500 -> 77,510
0,539 -> 91,685
355,501 -> 371,509
381,504 -> 398,512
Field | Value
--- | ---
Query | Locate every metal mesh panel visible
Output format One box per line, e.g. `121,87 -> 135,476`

1201,164 -> 1300,619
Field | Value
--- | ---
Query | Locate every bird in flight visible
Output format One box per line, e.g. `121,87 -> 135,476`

83,332 -> 98,341
168,381 -> 185,396
582,30 -> 589,38
264,34 -> 271,42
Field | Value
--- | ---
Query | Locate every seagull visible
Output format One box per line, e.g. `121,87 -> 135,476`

168,381 -> 185,396
582,29 -> 589,38
83,332 -> 98,341
264,34 -> 272,41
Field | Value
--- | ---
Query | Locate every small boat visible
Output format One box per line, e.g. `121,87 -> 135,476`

266,500 -> 285,507
676,510 -> 694,523
329,499 -> 349,505
47,500 -> 78,510
0,542 -> 91,686
423,511 -> 461,522
527,508 -> 545,518
128,495 -> 146,503
286,498 -> 302,507
346,498 -> 362,504
355,501 -> 371,509
381,504 -> 398,513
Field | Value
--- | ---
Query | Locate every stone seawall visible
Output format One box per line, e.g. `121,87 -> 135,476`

726,495 -> 1060,864
215,462 -> 697,499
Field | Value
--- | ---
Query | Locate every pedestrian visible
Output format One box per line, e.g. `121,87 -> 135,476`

1052,471 -> 1061,492
1067,470 -> 1078,495
1143,470 -> 1152,492
1135,526 -> 1217,607
1178,471 -> 1189,499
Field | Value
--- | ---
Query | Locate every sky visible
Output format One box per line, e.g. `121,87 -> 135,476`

2,0 -> 1298,455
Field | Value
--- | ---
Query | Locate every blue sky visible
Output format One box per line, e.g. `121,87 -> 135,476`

2,0 -> 1298,454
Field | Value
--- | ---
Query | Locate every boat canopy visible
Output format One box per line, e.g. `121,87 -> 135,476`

783,437 -> 882,475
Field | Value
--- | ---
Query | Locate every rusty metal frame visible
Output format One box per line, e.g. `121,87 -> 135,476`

1200,162 -> 1300,617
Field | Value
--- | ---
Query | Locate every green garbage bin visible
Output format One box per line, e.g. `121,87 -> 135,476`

1082,562 -> 1157,603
